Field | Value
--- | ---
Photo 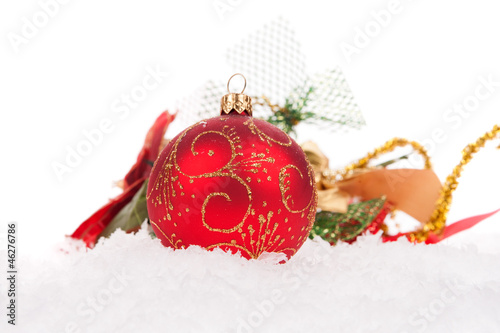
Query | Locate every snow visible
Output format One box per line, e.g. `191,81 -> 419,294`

2,222 -> 500,333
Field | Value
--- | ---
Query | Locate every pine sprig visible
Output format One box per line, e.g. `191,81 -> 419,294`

259,69 -> 366,135
309,198 -> 387,245
263,87 -> 316,135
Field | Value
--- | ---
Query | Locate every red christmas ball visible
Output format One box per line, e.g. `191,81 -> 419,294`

147,88 -> 317,260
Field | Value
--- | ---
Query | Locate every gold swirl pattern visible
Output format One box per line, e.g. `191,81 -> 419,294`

176,127 -> 241,178
243,118 -> 292,147
150,219 -> 183,249
201,173 -> 253,233
279,164 -> 315,214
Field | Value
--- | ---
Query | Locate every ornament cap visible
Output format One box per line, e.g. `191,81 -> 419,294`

221,73 -> 252,116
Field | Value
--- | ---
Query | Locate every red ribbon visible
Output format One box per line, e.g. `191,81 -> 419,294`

382,208 -> 500,244
70,111 -> 176,247
70,178 -> 146,246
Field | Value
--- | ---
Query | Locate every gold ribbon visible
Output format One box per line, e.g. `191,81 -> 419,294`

301,141 -> 351,213
302,139 -> 442,225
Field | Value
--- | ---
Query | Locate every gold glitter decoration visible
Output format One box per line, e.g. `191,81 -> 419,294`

184,129 -> 238,177
201,175 -> 253,233
323,138 -> 432,183
243,118 -> 293,147
410,124 -> 500,242
251,211 -> 281,256
278,164 -> 315,214
316,126 -> 500,243
150,220 -> 182,249
206,242 -> 255,258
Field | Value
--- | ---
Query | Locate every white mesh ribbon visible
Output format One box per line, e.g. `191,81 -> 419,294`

177,18 -> 365,133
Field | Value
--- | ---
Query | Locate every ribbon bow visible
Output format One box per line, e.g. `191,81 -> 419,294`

304,125 -> 500,244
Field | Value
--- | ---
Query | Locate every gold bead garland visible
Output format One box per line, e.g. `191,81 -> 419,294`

345,138 -> 433,171
323,138 -> 432,184
411,124 -> 500,242
320,128 -> 500,243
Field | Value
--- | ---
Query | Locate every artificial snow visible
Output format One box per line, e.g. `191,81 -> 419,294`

2,223 -> 500,333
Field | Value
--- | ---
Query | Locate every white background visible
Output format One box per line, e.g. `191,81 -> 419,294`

1,0 -> 499,255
